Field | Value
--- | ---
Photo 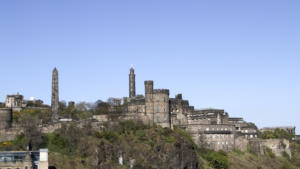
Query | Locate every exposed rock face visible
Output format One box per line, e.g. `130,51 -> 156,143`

51,67 -> 59,120
87,125 -> 199,169
249,138 -> 291,157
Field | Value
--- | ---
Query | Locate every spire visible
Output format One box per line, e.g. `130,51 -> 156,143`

129,67 -> 136,98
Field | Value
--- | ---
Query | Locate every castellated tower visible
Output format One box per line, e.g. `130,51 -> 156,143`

144,81 -> 170,128
51,67 -> 59,121
129,67 -> 136,98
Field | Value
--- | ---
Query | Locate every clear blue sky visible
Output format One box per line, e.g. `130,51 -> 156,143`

0,0 -> 299,133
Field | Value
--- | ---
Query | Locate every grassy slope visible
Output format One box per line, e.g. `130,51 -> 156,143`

1,121 -> 300,169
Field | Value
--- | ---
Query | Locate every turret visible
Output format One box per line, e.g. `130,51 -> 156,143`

144,80 -> 153,95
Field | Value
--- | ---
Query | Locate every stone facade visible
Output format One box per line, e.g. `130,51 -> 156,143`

5,94 -> 25,110
124,68 -> 261,151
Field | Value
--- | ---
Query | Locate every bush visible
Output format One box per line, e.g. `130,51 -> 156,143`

96,131 -> 118,141
205,151 -> 229,169
264,148 -> 275,158
174,126 -> 197,148
259,129 -> 295,140
163,135 -> 175,143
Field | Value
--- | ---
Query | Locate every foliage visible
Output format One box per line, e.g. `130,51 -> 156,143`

0,102 -> 5,108
173,125 -> 197,148
247,122 -> 258,129
290,142 -> 300,167
173,126 -> 229,169
0,135 -> 27,151
94,102 -> 110,115
13,108 -> 51,124
259,129 -> 295,140
200,149 -> 229,169
264,147 -> 275,158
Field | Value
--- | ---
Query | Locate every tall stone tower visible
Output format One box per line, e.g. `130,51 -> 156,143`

129,67 -> 136,98
51,67 -> 59,120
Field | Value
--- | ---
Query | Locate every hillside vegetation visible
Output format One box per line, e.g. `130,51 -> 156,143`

1,120 -> 299,169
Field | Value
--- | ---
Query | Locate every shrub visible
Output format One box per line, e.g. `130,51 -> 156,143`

264,148 -> 275,158
173,126 -> 197,148
96,131 -> 118,141
164,135 -> 175,143
205,151 -> 229,169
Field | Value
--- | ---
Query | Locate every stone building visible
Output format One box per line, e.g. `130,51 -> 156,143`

127,80 -> 171,128
0,67 -> 293,155
124,67 -> 259,151
5,94 -> 25,110
0,149 -> 48,169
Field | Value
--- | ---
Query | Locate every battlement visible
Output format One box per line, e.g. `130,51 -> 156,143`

175,94 -> 182,99
129,98 -> 145,105
152,89 -> 169,95
228,117 -> 244,121
197,108 -> 225,114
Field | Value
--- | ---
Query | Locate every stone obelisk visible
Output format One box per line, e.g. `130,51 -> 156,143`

129,67 -> 136,98
51,67 -> 59,121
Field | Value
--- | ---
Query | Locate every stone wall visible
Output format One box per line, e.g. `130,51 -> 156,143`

249,138 -> 291,157
0,128 -> 21,142
263,139 -> 291,157
0,108 -> 12,129
234,136 -> 249,152
186,124 -> 236,151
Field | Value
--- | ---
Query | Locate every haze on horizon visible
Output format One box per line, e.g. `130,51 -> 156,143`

0,0 -> 299,133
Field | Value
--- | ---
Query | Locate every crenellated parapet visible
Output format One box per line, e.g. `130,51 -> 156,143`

152,89 -> 170,95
